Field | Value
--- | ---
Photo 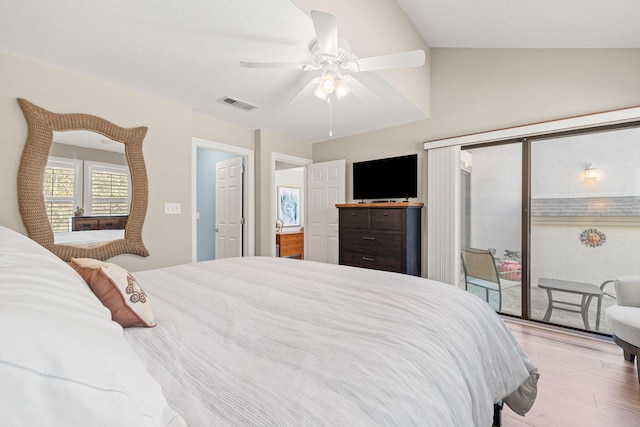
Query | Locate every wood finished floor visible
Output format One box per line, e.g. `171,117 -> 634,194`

502,318 -> 640,426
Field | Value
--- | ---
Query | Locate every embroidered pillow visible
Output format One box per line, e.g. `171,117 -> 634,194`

70,258 -> 157,328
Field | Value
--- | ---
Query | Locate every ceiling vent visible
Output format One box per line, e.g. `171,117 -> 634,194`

217,96 -> 258,111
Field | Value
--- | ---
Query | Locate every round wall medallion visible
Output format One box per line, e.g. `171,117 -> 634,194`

579,228 -> 606,248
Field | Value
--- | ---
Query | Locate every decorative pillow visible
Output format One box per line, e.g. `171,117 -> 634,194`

70,258 -> 157,328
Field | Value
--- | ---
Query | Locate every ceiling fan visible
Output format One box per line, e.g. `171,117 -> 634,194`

240,10 -> 425,104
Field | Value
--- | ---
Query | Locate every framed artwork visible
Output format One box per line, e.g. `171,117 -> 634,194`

277,186 -> 301,227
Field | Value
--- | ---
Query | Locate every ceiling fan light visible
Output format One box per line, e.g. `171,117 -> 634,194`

313,84 -> 329,100
320,74 -> 335,93
334,78 -> 351,99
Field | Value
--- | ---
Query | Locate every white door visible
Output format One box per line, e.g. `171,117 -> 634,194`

306,159 -> 346,264
216,157 -> 243,258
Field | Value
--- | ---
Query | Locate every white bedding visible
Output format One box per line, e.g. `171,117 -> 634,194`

54,229 -> 124,247
0,226 -> 186,427
126,257 -> 538,427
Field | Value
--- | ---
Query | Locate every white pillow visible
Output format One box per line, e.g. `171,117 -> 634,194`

0,226 -> 186,427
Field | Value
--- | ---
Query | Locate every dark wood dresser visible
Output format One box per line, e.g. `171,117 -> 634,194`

337,203 -> 423,276
71,215 -> 128,231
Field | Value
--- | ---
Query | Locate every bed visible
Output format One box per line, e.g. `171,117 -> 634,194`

0,226 -> 538,426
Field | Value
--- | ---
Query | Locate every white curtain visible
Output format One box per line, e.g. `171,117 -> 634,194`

426,146 -> 462,288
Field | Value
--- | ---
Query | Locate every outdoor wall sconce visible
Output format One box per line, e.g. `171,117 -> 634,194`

585,163 -> 598,180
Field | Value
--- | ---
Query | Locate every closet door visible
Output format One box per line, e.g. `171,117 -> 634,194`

216,156 -> 243,259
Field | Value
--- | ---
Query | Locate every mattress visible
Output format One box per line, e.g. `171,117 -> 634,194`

126,257 -> 538,426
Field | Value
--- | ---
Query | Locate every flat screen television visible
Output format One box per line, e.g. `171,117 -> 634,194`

353,154 -> 418,201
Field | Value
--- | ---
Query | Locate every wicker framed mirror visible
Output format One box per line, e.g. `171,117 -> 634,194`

17,98 -> 149,261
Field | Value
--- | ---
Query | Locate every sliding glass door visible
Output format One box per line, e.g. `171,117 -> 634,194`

529,127 -> 640,333
461,143 -> 522,317
460,123 -> 640,333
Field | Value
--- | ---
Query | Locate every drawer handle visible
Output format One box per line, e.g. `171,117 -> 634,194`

361,236 -> 375,241
362,257 -> 375,262
351,212 -> 356,216
384,212 -> 388,216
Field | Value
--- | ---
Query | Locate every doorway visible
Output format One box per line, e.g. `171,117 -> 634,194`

271,153 -> 312,257
192,138 -> 255,262
271,154 -> 346,263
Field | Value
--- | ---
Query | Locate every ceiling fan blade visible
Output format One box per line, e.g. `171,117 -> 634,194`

240,61 -> 313,70
289,77 -> 321,104
353,50 -> 425,72
311,10 -> 338,58
342,75 -> 379,104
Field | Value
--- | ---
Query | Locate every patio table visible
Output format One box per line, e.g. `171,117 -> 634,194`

538,278 -> 604,331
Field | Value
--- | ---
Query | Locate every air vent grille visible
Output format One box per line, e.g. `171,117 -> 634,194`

217,96 -> 258,111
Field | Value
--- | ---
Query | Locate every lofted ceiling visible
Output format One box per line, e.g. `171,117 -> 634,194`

1,1 -> 640,143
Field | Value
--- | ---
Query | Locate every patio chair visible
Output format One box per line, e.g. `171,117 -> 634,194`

461,248 -> 521,311
605,277 -> 640,382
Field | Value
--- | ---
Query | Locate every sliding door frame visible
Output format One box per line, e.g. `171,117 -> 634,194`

457,121 -> 640,323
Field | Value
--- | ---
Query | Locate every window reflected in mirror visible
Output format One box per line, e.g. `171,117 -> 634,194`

48,130 -> 130,247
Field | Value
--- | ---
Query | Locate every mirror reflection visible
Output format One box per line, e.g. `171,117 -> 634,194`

48,130 -> 130,247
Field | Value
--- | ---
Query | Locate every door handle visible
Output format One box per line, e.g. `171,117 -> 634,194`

215,228 -> 219,232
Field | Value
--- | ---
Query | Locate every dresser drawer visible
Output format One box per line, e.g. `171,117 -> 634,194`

279,232 -> 303,244
280,239 -> 302,251
72,218 -> 99,231
370,209 -> 404,231
280,245 -> 302,257
276,232 -> 304,258
340,231 -> 402,256
72,215 -> 127,231
339,208 -> 369,230
340,252 -> 403,273
99,218 -> 124,229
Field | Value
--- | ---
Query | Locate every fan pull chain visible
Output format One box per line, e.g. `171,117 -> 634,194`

328,96 -> 333,137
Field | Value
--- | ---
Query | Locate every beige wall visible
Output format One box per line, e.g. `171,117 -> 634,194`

0,52 -> 310,271
255,129 -> 312,256
50,143 -> 128,166
192,113 -> 255,151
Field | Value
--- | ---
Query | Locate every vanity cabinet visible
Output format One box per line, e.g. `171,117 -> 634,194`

337,203 -> 423,276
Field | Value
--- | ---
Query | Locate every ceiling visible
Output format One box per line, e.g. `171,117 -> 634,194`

398,0 -> 640,49
2,1 -> 640,143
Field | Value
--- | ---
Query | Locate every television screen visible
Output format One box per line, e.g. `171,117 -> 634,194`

353,154 -> 418,201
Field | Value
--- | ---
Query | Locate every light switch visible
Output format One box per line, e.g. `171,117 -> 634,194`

164,203 -> 181,215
